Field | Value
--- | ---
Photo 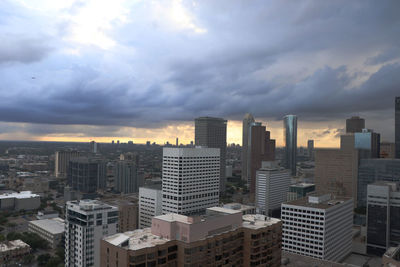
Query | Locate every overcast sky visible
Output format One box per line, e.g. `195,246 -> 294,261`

0,0 -> 399,146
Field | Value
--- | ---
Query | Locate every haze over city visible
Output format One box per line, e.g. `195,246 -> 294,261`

1,0 -> 399,146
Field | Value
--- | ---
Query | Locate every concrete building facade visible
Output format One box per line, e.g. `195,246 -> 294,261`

195,117 -> 227,192
346,116 -> 365,133
67,157 -> 106,193
162,147 -> 220,216
281,194 -> 353,261
101,207 -> 282,267
0,191 -> 40,211
0,240 -> 30,265
396,97 -> 400,159
256,161 -> 290,216
115,158 -> 142,194
139,185 -> 163,228
65,200 -> 118,267
28,218 -> 65,249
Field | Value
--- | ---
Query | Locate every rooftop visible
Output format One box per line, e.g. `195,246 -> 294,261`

242,214 -> 281,229
0,240 -> 30,252
290,183 -> 315,188
222,203 -> 255,211
29,218 -> 65,234
0,191 -> 39,200
284,194 -> 351,210
104,229 -> 170,250
67,199 -> 117,212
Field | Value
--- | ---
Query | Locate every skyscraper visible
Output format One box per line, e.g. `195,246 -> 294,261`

346,116 -> 365,133
65,199 -> 118,267
67,157 -> 106,193
242,113 -> 255,182
307,140 -> 314,160
247,122 -> 275,199
396,97 -> 400,159
55,150 -> 80,178
283,115 -> 297,176
195,117 -> 227,192
162,147 -> 220,215
115,153 -> 142,194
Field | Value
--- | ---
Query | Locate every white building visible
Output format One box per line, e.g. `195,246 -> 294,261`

222,203 -> 256,215
0,191 -> 40,211
138,185 -> 162,228
162,147 -> 220,215
256,161 -> 290,216
281,194 -> 353,262
28,218 -> 64,248
65,199 -> 118,267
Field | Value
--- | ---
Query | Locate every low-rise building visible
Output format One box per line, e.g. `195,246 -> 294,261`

101,207 -> 282,267
28,218 -> 65,249
36,210 -> 59,220
382,246 -> 400,267
222,203 -> 256,215
0,191 -> 40,211
0,240 -> 31,264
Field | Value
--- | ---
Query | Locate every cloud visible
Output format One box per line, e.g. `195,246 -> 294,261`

0,0 -> 399,142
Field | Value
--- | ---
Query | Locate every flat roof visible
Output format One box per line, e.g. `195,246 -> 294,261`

104,229 -> 170,250
29,218 -> 65,234
0,240 -> 30,252
290,183 -> 315,188
242,215 -> 281,229
0,191 -> 39,199
284,194 -> 351,210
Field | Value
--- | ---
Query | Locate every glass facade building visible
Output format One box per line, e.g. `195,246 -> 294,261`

357,159 -> 400,207
396,97 -> 400,159
283,115 -> 297,176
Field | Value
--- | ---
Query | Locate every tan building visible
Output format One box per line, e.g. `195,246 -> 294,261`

0,240 -> 31,264
103,194 -> 139,232
381,142 -> 396,158
315,135 -> 359,206
54,150 -> 80,178
101,207 -> 282,267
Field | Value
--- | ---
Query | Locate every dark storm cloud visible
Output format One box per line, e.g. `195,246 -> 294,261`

0,0 -> 400,139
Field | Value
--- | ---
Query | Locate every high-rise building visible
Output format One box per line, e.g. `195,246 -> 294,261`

65,199 -> 118,267
67,157 -> 106,193
281,194 -> 353,261
287,183 -> 315,201
367,182 -> 400,255
283,115 -> 297,176
307,140 -> 314,160
101,207 -> 282,267
55,150 -> 80,178
176,137 -> 178,146
357,159 -> 400,207
346,116 -> 365,133
314,148 -> 359,206
90,141 -> 100,153
138,185 -> 162,228
115,154 -> 142,194
242,113 -> 255,182
380,142 -> 396,158
396,97 -> 400,159
162,147 -> 220,216
355,129 -> 381,158
256,161 -> 290,216
247,122 -> 275,199
195,117 -> 227,192
103,195 -> 139,233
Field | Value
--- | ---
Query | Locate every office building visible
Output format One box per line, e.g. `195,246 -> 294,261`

90,141 -> 100,153
346,116 -> 365,133
55,150 -> 80,178
357,158 -> 400,207
314,144 -> 358,206
381,142 -> 396,158
222,203 -> 256,215
0,191 -> 40,211
281,194 -> 353,261
67,157 -> 106,193
138,185 -> 162,228
247,122 -> 276,198
287,183 -> 315,201
101,207 -> 282,267
28,218 -> 64,249
103,195 -> 139,233
355,128 -> 381,158
65,199 -> 118,267
242,113 -> 255,182
284,115 -> 297,176
308,140 -> 314,160
115,154 -> 142,194
195,116 -> 227,192
0,240 -> 30,265
256,161 -> 290,216
367,182 -> 400,255
162,147 -> 220,216
396,97 -> 400,159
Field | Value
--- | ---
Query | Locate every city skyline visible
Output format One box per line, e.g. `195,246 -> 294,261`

0,1 -> 399,146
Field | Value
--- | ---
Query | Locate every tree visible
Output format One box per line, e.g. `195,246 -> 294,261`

37,254 -> 51,266
22,254 -> 34,265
